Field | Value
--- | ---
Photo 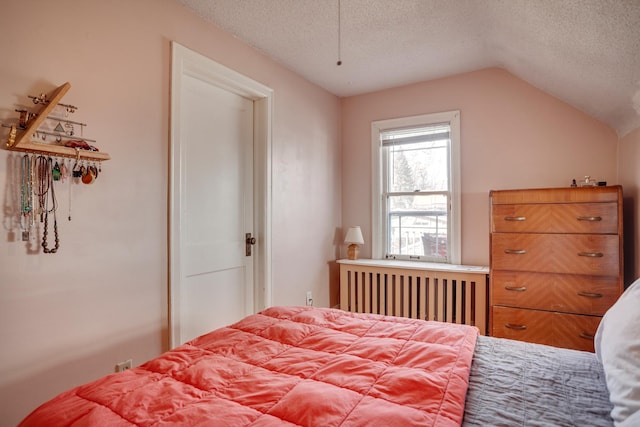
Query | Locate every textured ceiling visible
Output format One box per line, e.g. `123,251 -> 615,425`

178,0 -> 640,136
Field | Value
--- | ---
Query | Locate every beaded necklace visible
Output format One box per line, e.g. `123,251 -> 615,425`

35,156 -> 49,221
20,154 -> 33,240
35,156 -> 60,254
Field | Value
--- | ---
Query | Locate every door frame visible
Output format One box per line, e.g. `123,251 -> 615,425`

169,42 -> 273,348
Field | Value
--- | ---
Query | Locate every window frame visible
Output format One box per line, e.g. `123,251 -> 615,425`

371,111 -> 461,264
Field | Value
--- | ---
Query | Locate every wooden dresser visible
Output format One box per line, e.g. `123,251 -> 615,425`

489,186 -> 623,352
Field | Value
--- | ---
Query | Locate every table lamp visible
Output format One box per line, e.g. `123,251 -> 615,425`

344,226 -> 364,260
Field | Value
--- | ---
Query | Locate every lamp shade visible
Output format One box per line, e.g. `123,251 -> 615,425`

344,226 -> 364,245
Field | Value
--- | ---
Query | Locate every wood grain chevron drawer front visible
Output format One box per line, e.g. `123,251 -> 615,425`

491,271 -> 620,315
492,306 -> 554,346
491,202 -> 618,234
492,306 -> 601,352
491,233 -> 620,276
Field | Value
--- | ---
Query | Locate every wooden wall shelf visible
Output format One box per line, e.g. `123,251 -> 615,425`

4,82 -> 111,161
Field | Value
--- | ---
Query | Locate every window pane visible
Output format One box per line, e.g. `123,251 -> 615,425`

387,140 -> 448,192
373,111 -> 460,263
387,194 -> 448,259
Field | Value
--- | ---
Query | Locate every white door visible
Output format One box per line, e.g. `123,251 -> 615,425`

170,43 -> 273,347
181,77 -> 253,342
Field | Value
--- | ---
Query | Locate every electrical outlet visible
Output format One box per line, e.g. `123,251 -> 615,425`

306,291 -> 313,306
115,359 -> 132,373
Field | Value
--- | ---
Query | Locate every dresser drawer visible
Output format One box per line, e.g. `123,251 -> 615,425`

492,306 -> 601,352
491,233 -> 620,276
489,186 -> 621,205
491,202 -> 618,234
491,271 -> 620,315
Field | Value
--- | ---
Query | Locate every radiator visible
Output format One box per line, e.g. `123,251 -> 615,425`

338,260 -> 489,335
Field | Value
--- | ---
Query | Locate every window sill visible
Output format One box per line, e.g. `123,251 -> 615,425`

336,258 -> 488,274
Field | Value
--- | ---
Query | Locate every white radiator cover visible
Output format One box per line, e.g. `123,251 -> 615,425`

338,259 -> 489,335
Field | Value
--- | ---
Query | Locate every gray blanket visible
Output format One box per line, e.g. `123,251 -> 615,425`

463,335 -> 614,426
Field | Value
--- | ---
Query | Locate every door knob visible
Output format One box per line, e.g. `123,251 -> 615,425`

246,233 -> 256,256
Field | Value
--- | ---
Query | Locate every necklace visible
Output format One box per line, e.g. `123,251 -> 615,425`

20,155 -> 33,240
38,157 -> 60,254
35,156 -> 50,222
42,210 -> 59,253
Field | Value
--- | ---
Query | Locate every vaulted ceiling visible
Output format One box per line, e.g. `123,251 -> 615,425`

178,0 -> 640,136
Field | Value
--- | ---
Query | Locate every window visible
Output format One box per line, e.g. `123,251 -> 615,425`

372,111 -> 460,263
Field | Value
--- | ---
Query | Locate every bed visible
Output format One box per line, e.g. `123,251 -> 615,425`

19,280 -> 640,426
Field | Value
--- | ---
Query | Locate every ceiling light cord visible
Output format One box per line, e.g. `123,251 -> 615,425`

337,0 -> 342,66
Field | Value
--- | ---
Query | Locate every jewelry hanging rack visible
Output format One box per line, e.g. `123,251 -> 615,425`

3,82 -> 110,162
28,94 -> 77,112
13,109 -> 88,129
47,115 -> 87,127
2,125 -> 98,144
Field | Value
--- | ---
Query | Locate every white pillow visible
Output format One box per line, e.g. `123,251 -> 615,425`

595,278 -> 640,426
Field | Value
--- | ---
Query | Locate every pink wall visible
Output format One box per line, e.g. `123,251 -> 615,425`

0,0 -> 341,424
619,127 -> 640,285
341,68 -> 619,266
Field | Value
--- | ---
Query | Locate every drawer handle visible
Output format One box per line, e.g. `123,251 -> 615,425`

505,323 -> 527,331
504,249 -> 526,255
504,216 -> 526,221
577,216 -> 602,222
505,285 -> 527,292
578,252 -> 604,258
579,332 -> 595,340
577,291 -> 603,298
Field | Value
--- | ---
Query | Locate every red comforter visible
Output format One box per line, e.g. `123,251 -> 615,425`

20,306 -> 478,426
